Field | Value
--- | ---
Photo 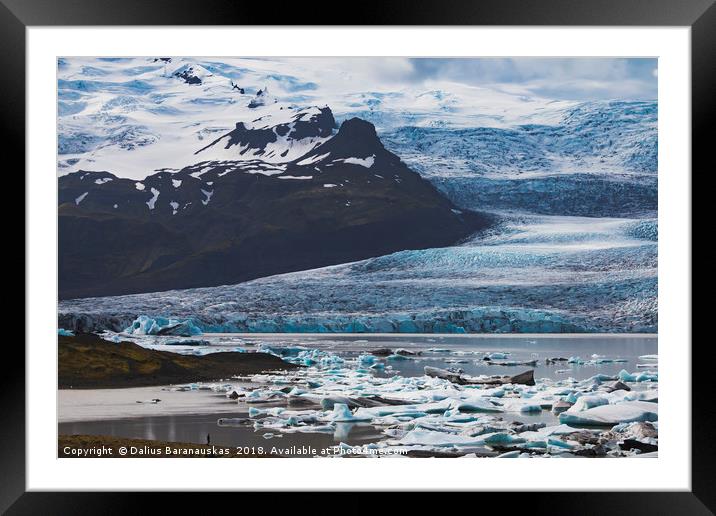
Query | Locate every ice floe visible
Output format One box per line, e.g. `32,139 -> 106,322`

151,339 -> 660,458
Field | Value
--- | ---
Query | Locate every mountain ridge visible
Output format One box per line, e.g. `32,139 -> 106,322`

59,115 -> 493,299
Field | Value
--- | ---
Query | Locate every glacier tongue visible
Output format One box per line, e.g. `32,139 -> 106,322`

58,213 -> 657,334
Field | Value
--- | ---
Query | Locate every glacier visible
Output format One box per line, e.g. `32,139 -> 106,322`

383,101 -> 657,217
56,58 -> 658,335
58,213 -> 656,334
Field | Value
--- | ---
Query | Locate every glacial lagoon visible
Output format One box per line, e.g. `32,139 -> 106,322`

60,334 -> 658,458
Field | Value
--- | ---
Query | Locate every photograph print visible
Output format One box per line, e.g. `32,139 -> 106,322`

57,57 -> 658,458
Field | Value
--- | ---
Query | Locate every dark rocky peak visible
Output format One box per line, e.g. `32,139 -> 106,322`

337,117 -> 379,142
299,117 -> 388,163
172,63 -> 208,85
330,118 -> 385,156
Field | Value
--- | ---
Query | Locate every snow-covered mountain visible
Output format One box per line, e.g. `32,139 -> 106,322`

58,116 -> 491,299
58,57 -> 581,179
58,58 -> 657,217
56,57 -> 658,333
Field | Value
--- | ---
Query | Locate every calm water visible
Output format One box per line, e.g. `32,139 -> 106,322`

146,333 -> 657,382
59,411 -> 385,454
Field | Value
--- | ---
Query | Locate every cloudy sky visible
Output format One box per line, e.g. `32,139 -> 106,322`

252,57 -> 657,102
406,58 -> 658,101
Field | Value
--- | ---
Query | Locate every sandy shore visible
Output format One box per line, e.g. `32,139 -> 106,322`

58,385 -> 251,423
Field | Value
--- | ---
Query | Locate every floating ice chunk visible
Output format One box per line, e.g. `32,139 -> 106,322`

567,356 -> 584,364
58,328 -> 74,336
499,398 -> 544,413
454,398 -> 503,413
618,369 -> 658,383
519,404 -> 543,413
639,354 -> 658,361
135,182 -> 145,191
486,352 -> 509,360
94,177 -> 112,185
559,401 -> 658,426
482,433 -> 526,445
518,424 -> 589,441
399,429 -> 522,448
586,374 -> 619,385
387,353 -> 411,361
169,201 -> 179,214
399,429 -> 484,447
279,175 -> 313,180
623,390 -> 658,403
323,184 -> 338,188
172,179 -> 182,188
569,395 -> 609,412
358,354 -> 376,365
75,192 -> 88,205
546,437 -> 575,449
592,357 -> 628,364
328,403 -> 371,422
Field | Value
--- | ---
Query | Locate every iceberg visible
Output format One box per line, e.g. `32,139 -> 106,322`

124,315 -> 202,336
569,395 -> 610,412
559,401 -> 658,426
328,403 -> 372,422
618,369 -> 658,383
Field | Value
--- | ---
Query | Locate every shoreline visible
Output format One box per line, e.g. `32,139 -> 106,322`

58,333 -> 299,389
57,334 -> 658,459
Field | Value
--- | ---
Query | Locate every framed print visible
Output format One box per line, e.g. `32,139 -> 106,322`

7,0 -> 711,511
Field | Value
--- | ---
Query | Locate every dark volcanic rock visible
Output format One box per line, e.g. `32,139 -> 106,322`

619,439 -> 658,453
173,67 -> 202,84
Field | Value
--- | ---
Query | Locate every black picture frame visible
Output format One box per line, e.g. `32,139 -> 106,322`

5,0 -> 710,512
